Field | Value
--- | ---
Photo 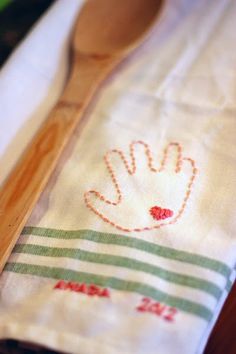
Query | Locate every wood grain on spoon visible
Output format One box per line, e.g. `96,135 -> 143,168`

0,0 -> 164,272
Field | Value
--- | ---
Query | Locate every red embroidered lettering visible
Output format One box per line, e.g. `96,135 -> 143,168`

136,297 -> 177,322
163,307 -> 177,322
54,280 -> 67,290
88,284 -> 100,296
100,288 -> 110,298
149,302 -> 166,315
54,281 -> 110,299
67,282 -> 78,291
136,297 -> 151,312
78,283 -> 88,294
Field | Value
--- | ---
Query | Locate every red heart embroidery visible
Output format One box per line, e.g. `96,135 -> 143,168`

149,206 -> 173,221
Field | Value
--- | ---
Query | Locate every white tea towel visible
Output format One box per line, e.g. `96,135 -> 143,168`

0,0 -> 236,353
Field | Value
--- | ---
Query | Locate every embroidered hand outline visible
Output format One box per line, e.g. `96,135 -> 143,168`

84,141 -> 197,232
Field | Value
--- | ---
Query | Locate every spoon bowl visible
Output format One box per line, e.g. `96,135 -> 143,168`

74,0 -> 164,55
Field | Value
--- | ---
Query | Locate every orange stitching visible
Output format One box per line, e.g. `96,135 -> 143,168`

84,141 -> 197,232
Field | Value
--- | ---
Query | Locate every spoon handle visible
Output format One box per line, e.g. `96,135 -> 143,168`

0,54 -> 117,272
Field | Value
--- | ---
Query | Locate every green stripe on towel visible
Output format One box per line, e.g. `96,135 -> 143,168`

13,243 -> 222,300
22,227 -> 231,277
5,262 -> 213,321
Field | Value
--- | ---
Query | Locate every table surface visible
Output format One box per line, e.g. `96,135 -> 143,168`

0,1 -> 235,353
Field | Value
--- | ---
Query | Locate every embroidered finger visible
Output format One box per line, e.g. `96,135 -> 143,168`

105,148 -> 134,177
159,142 -> 182,173
84,147 -> 130,208
103,148 -> 133,205
178,156 -> 197,177
129,141 -> 156,174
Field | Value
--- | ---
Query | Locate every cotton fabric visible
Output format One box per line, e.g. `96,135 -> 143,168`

0,0 -> 235,353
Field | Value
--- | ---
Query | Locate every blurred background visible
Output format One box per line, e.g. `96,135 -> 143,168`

0,0 -> 54,66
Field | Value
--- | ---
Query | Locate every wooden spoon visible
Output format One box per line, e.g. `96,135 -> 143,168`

0,0 -> 164,272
